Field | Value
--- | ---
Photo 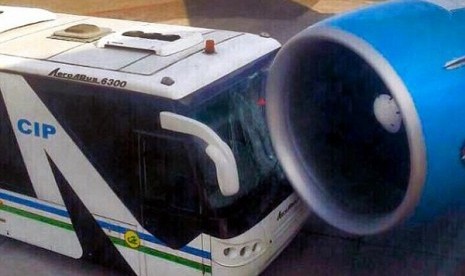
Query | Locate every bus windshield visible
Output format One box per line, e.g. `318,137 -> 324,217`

191,67 -> 293,238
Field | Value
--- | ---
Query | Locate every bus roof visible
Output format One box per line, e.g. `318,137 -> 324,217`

0,6 -> 280,100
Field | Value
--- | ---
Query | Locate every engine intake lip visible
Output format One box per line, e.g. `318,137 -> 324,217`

266,26 -> 427,235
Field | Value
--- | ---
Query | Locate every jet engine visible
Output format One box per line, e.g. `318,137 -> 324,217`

266,0 -> 465,235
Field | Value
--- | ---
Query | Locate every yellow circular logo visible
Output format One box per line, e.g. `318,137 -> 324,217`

124,230 -> 141,249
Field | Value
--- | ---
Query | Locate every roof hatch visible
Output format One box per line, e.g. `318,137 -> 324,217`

0,6 -> 56,34
97,28 -> 204,56
50,24 -> 112,42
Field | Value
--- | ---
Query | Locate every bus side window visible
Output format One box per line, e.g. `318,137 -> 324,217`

139,133 -> 202,248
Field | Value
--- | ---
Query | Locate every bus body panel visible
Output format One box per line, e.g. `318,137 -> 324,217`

0,188 -> 83,259
0,71 -> 211,275
210,193 -> 308,275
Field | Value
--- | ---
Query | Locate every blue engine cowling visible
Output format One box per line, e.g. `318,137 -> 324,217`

266,0 -> 465,235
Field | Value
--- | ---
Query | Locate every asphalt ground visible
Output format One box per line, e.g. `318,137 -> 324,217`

2,1 -> 465,275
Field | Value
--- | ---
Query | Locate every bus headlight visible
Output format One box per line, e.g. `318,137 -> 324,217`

214,239 -> 266,266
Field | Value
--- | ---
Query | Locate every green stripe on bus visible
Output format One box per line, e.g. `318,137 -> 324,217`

0,203 -> 73,231
0,203 -> 211,273
110,236 -> 212,274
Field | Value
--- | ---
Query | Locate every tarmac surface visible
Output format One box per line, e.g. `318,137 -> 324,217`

4,214 -> 465,275
2,1 -> 465,275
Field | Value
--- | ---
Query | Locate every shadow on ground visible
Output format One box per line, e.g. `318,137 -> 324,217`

184,0 -> 327,42
85,0 -> 328,42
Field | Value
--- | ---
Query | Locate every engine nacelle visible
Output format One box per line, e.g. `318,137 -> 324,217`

267,0 -> 465,235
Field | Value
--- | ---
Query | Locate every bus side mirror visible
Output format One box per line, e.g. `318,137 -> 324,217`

160,111 -> 240,196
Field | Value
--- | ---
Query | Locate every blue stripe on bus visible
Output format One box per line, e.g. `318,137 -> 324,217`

0,191 -> 69,217
97,221 -> 211,259
0,190 -> 211,259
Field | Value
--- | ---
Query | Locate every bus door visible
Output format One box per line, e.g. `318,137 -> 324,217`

138,131 -> 208,275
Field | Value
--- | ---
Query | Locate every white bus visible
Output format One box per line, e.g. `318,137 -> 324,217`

0,6 -> 308,276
